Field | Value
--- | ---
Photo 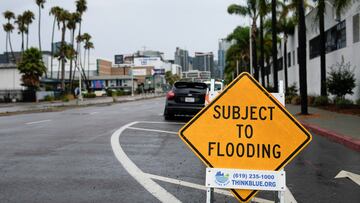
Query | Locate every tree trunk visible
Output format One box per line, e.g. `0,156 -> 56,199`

5,32 -> 9,63
61,22 -> 66,91
38,6 -> 42,52
8,32 -> 16,63
88,49 -> 90,88
298,0 -> 308,115
252,22 -> 259,81
21,32 -> 24,53
260,15 -> 265,87
284,35 -> 288,93
266,57 -> 270,88
69,29 -> 75,92
26,31 -> 29,50
271,0 -> 278,91
319,10 -> 327,96
50,17 -> 56,79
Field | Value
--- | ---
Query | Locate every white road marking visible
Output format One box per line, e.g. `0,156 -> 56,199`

111,121 -> 294,203
25,119 -> 52,125
138,121 -> 186,125
285,187 -> 298,203
127,127 -> 178,135
89,112 -> 99,115
335,170 -> 360,186
145,173 -> 274,203
110,122 -> 181,203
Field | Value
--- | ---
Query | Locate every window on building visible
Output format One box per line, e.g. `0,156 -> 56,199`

309,20 -> 347,59
326,20 -> 346,52
353,13 -> 359,43
288,52 -> 291,68
310,35 -> 321,59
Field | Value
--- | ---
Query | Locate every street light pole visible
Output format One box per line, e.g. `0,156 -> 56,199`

131,65 -> 134,97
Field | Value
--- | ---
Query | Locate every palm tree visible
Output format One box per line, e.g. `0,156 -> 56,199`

279,15 -> 295,93
56,9 -> 71,91
35,0 -> 46,52
258,0 -> 271,87
271,0 -> 279,91
297,0 -> 308,114
75,0 -> 87,70
225,26 -> 251,83
15,14 -> 26,53
315,0 -> 353,97
22,10 -> 35,50
81,33 -> 91,86
49,6 -> 62,79
3,11 -> 16,62
67,12 -> 81,91
228,0 -> 259,81
84,40 -> 94,83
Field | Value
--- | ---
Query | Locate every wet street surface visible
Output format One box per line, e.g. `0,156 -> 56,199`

0,97 -> 359,202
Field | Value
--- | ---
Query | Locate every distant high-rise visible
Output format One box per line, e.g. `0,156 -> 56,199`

218,39 -> 232,79
193,52 -> 214,77
174,47 -> 189,72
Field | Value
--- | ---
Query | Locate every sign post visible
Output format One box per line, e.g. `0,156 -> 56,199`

178,73 -> 311,202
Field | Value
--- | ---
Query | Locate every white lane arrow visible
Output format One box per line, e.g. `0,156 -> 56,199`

335,170 -> 360,186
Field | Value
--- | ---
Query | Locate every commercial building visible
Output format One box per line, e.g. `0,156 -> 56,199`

182,70 -> 211,82
174,47 -> 190,72
0,64 -> 23,101
193,52 -> 214,77
267,0 -> 360,101
218,39 -> 233,80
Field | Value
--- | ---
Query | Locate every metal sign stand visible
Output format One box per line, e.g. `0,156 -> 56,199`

205,81 -> 286,203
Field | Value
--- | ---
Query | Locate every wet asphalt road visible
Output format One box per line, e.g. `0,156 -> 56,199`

0,97 -> 359,203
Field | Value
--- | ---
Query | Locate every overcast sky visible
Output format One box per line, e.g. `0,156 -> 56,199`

1,0 -> 248,61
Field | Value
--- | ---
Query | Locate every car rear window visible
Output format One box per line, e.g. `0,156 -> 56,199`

174,82 -> 207,89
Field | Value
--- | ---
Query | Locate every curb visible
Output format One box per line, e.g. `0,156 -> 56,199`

0,94 -> 165,116
301,122 -> 360,152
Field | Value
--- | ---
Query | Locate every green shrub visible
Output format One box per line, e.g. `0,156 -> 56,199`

327,57 -> 356,99
334,98 -> 353,108
291,95 -> 301,105
285,83 -> 298,104
265,86 -> 277,92
313,96 -> 329,106
44,95 -> 55,102
106,89 -> 114,97
62,97 -> 69,102
308,95 -> 316,106
356,98 -> 360,105
116,90 -> 124,96
83,93 -> 96,98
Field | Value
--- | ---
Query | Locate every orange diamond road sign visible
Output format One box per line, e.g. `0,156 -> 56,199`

178,72 -> 312,202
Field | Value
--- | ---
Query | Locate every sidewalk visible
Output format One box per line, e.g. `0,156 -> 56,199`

286,104 -> 360,152
0,93 -> 165,115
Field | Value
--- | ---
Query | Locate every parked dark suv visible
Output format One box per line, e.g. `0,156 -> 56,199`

163,81 -> 207,119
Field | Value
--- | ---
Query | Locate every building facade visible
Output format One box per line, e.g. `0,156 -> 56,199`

218,39 -> 233,80
267,1 -> 360,101
193,52 -> 214,77
174,47 -> 190,72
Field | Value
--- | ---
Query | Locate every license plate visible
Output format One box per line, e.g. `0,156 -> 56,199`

185,97 -> 195,103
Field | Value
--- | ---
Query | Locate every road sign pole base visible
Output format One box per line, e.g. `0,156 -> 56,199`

206,187 -> 213,203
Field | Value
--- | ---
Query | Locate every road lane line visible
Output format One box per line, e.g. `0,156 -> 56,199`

138,121 -> 186,125
285,187 -> 298,203
127,127 -> 177,135
110,122 -> 181,203
25,119 -> 52,125
145,173 -> 274,203
335,170 -> 360,186
89,112 -> 99,115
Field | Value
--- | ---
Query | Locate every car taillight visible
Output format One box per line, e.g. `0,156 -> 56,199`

166,90 -> 175,100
